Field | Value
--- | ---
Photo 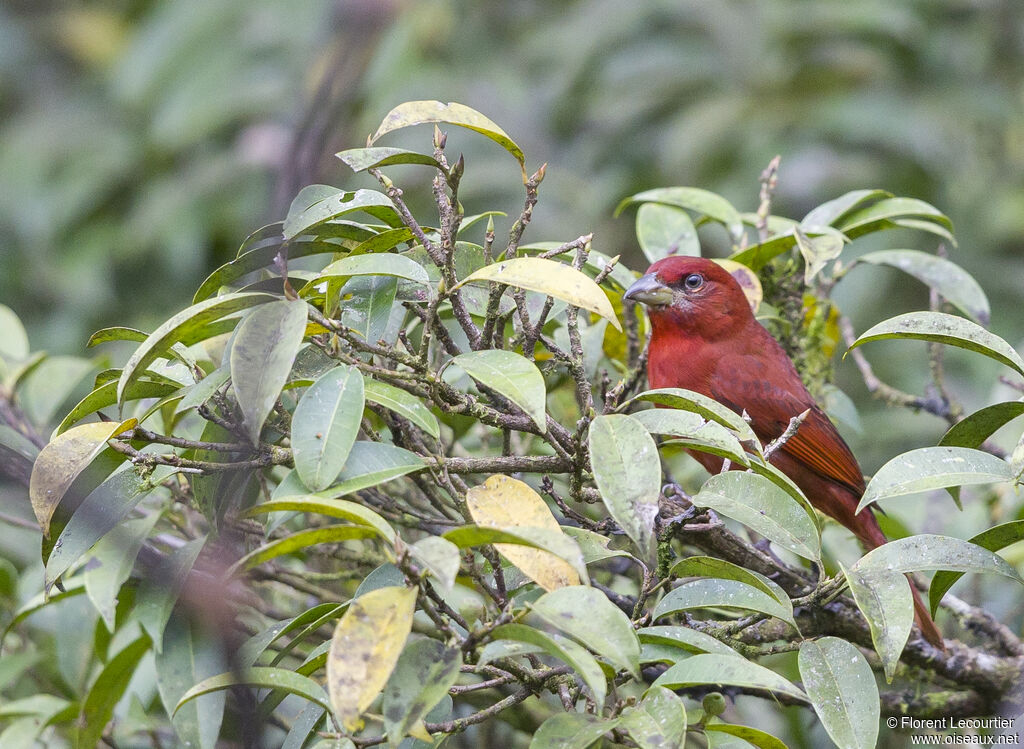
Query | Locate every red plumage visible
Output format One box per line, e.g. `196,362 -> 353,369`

626,256 -> 943,649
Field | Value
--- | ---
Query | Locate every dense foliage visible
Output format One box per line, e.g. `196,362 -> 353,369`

1,103 -> 1022,748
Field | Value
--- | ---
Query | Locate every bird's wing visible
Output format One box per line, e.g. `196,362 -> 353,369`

711,354 -> 866,495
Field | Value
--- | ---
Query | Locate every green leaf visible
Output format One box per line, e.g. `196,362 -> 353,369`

588,414 -> 661,559
176,667 -> 332,717
704,723 -> 790,749
56,379 -> 179,436
802,189 -> 893,228
86,326 -> 149,347
930,521 -> 1024,615
308,252 -> 431,288
382,639 -> 462,747
230,299 -> 308,444
442,525 -> 588,584
856,446 -> 1013,513
637,626 -> 739,657
835,197 -> 952,239
364,379 -> 440,439
669,556 -> 789,605
283,188 -> 399,240
174,366 -> 232,417
798,637 -> 879,749
562,526 -> 634,565
156,613 -> 225,749
229,525 -> 379,574
653,578 -> 795,627
729,227 -> 847,271
529,713 -> 618,749
238,602 -> 347,668
118,292 -> 276,406
457,256 -> 622,331
626,388 -> 761,452
839,562 -> 912,682
619,686 -> 687,749
530,585 -> 641,677
194,238 -> 348,303
490,623 -> 606,707
341,275 -> 399,345
939,402 -> 1024,450
636,203 -> 700,262
847,311 -> 1024,377
311,441 -> 426,498
653,653 -> 807,702
77,635 -> 151,749
853,534 -> 1024,583
615,187 -> 744,243
631,407 -> 749,466
336,146 -> 444,173
245,497 -> 396,544
452,350 -> 547,431
0,303 -> 29,363
855,249 -> 990,325
370,100 -> 525,169
794,227 -> 844,284
137,536 -> 206,652
292,365 -> 364,491
691,472 -> 821,561
45,466 -> 150,588
85,513 -> 161,629
408,536 -> 460,591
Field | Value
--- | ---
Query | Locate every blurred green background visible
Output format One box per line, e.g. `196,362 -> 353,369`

2,1 -> 1023,743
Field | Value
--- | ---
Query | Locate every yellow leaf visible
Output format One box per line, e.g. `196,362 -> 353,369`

29,419 -> 136,537
327,586 -> 417,732
466,474 -> 580,591
456,257 -> 622,331
713,259 -> 763,313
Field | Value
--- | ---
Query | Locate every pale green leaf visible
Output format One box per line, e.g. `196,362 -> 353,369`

653,654 -> 807,702
292,365 -> 364,491
636,203 -> 700,262
452,350 -> 547,431
799,637 -> 879,749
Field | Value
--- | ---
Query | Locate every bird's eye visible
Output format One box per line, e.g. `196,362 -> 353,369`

683,273 -> 704,290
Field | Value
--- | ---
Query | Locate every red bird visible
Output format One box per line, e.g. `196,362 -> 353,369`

625,256 -> 943,649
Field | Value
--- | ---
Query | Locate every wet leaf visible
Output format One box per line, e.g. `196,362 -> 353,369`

284,189 -> 399,240
653,653 -> 807,702
704,723 -> 789,749
292,365 -> 364,491
452,350 -> 547,431
589,414 -> 661,559
691,472 -> 821,561
653,578 -> 795,627
637,626 -> 739,657
531,585 -> 641,676
799,637 -> 879,749
327,586 -> 417,731
847,311 -> 1024,377
855,249 -> 989,325
308,253 -> 430,289
794,227 -> 844,284
619,686 -> 687,749
627,387 -> 761,451
938,402 -> 1024,450
562,526 -> 634,565
311,442 -> 426,498
466,474 -> 580,590
856,446 -> 1013,513
929,521 -> 1024,615
669,556 -> 788,605
231,299 -> 308,444
631,407 -> 749,466
457,257 -> 621,331
530,712 -> 617,749
840,562 -> 912,682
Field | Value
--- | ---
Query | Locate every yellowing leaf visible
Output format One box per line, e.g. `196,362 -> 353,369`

327,586 -> 417,732
466,474 -> 580,591
713,259 -> 762,313
457,257 -> 622,331
29,420 -> 136,537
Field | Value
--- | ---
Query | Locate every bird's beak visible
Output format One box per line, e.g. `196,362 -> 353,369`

624,273 -> 673,307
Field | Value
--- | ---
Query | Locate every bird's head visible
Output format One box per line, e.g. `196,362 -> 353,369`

623,256 -> 754,341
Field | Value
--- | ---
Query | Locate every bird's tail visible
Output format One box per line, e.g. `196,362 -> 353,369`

853,512 -> 946,651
